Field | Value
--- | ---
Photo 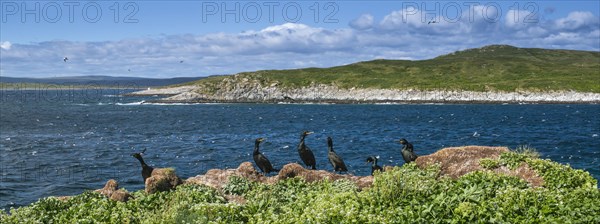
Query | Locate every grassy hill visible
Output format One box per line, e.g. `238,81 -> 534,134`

180,45 -> 600,93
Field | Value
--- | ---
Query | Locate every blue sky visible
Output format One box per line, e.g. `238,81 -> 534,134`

1,1 -> 599,78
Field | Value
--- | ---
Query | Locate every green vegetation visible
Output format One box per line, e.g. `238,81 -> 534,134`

2,150 -> 598,223
179,45 -> 600,93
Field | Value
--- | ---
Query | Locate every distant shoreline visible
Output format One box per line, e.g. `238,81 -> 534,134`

0,87 -> 146,91
126,86 -> 600,104
142,99 -> 599,105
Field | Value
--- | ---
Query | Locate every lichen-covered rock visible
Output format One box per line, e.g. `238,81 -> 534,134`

94,179 -> 118,197
109,190 -> 133,202
416,146 -> 510,178
415,146 -> 544,186
187,162 -> 374,190
145,168 -> 183,194
94,179 -> 133,202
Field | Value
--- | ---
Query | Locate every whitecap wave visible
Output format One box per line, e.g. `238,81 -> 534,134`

116,101 -> 145,106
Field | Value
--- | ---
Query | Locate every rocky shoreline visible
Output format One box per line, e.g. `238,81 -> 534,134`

126,84 -> 600,104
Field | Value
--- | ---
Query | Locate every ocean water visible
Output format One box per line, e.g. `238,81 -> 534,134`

1,89 -> 599,211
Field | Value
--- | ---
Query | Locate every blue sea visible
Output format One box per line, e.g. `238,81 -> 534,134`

1,89 -> 599,211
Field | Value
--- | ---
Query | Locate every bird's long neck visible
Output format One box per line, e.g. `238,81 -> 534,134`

136,156 -> 148,168
299,135 -> 306,150
254,141 -> 261,154
372,158 -> 378,168
327,141 -> 334,152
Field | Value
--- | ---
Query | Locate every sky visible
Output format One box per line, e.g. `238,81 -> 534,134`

1,0 -> 599,78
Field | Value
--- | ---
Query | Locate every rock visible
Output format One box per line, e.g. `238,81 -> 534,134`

186,162 -> 269,189
145,168 -> 184,194
415,146 -> 544,187
186,162 -> 374,190
129,78 -> 600,103
94,179 -> 133,202
416,146 -> 510,178
55,196 -> 71,201
94,179 -> 118,197
110,190 -> 133,202
185,146 -> 547,197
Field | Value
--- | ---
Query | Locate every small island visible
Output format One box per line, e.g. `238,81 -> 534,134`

1,146 -> 598,223
127,45 -> 600,104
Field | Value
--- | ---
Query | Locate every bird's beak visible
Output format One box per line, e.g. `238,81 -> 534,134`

307,132 -> 314,135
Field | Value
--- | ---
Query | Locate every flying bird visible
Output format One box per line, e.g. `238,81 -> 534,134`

63,57 -> 68,62
179,60 -> 184,63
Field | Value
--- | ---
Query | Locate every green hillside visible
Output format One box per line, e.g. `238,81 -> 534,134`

181,45 -> 600,93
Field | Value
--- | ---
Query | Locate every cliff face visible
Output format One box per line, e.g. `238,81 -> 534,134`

129,75 -> 600,103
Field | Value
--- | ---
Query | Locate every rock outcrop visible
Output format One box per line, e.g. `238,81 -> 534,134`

186,162 -> 374,190
55,146 -> 547,204
145,168 -> 184,194
126,75 -> 600,104
415,146 -> 544,186
186,146 -> 546,192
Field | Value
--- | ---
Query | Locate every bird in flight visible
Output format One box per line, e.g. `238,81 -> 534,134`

63,57 -> 68,62
179,60 -> 184,63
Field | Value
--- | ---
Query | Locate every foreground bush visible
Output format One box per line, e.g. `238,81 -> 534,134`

1,152 -> 599,223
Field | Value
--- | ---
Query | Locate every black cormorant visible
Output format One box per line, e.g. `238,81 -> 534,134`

399,138 -> 418,163
327,137 -> 347,172
366,156 -> 383,175
253,138 -> 279,174
131,148 -> 154,182
297,131 -> 316,170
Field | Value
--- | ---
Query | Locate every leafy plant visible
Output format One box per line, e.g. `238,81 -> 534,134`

2,154 -> 599,223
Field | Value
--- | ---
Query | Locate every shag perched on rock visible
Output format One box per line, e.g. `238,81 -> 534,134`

399,138 -> 418,163
297,131 -> 316,170
366,156 -> 383,175
253,138 -> 279,174
131,148 -> 153,182
327,137 -> 348,172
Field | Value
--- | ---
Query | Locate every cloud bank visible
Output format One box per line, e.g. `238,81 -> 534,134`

1,9 -> 598,78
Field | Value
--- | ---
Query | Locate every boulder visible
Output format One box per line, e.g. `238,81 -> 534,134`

94,179 -> 133,202
145,168 -> 183,194
415,146 -> 510,178
415,146 -> 543,186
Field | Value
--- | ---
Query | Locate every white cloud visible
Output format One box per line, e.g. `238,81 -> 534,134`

1,9 -> 599,78
554,11 -> 597,30
350,14 -> 374,30
0,41 -> 11,50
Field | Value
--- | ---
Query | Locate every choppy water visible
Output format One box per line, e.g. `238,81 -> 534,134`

1,89 -> 599,211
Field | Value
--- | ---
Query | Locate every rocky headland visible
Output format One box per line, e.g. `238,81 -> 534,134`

127,76 -> 600,104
